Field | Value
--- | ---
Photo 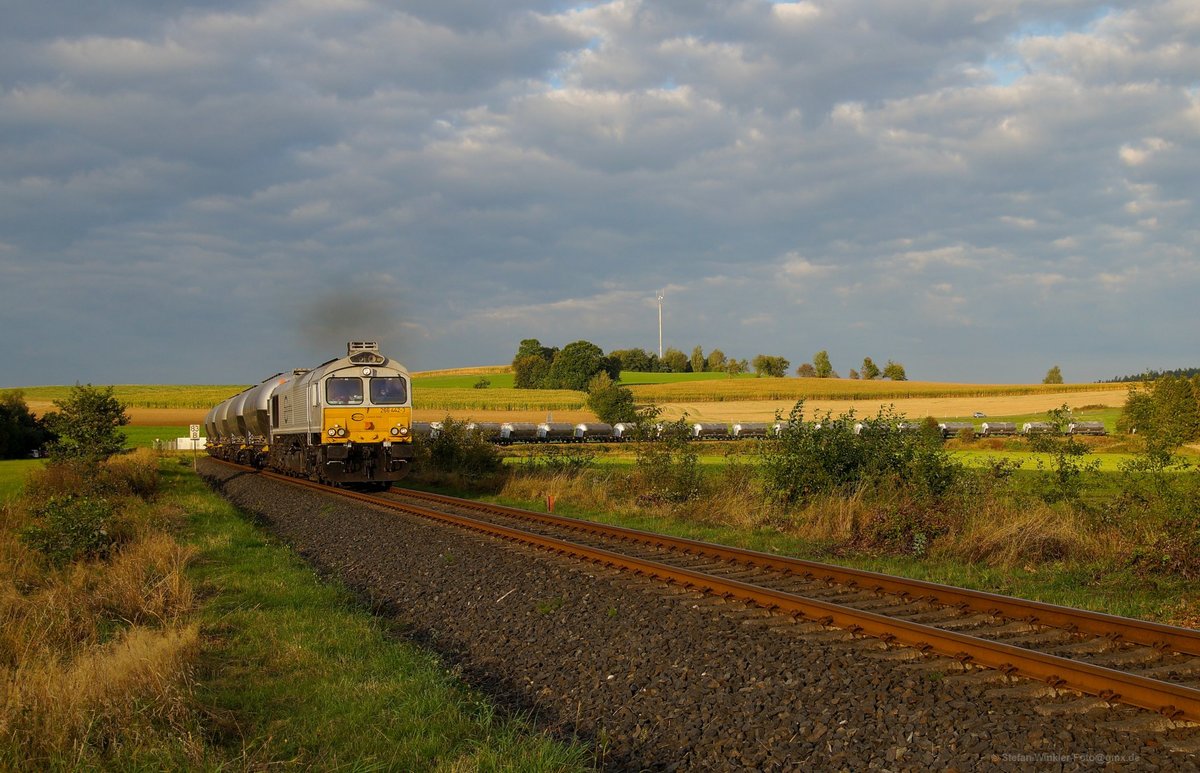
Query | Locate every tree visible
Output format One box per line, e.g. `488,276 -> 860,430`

860,357 -> 881,380
545,340 -> 610,391
882,360 -> 907,381
848,369 -> 860,380
752,354 -> 790,378
1124,375 -> 1200,453
661,348 -> 690,373
586,373 -> 637,424
0,390 -> 53,459
43,384 -> 129,463
514,338 -> 556,363
611,348 -> 657,372
1043,365 -> 1064,384
690,346 -> 706,374
706,349 -> 727,372
513,354 -> 550,389
813,350 -> 833,378
795,363 -> 816,378
724,359 -> 747,377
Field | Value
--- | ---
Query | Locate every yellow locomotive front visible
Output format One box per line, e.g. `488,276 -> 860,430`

268,342 -> 414,488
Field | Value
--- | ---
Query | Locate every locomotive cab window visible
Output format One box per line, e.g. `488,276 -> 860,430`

370,377 -> 408,405
326,377 -> 364,405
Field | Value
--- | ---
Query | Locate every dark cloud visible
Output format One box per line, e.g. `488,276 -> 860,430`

0,0 -> 1197,385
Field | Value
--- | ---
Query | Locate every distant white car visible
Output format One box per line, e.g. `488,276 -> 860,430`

972,411 -> 986,418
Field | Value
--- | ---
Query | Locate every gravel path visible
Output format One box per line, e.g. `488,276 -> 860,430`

200,461 -> 1200,771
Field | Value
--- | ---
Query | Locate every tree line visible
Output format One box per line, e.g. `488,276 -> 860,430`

512,339 -> 908,386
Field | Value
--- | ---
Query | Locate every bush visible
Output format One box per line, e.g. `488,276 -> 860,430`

586,373 -> 637,424
632,416 -> 700,504
413,418 -> 504,482
758,401 -> 960,505
21,495 -> 120,565
517,446 -> 597,477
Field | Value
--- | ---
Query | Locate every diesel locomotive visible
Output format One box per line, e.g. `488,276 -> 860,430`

205,341 -> 413,488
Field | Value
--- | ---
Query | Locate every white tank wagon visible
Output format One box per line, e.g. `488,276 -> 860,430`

206,342 -> 414,488
692,422 -> 729,439
731,422 -> 768,439
500,422 -> 539,443
938,422 -> 975,439
613,422 -> 639,440
466,422 -> 503,440
574,422 -> 614,441
980,422 -> 1016,437
538,422 -> 577,441
1022,422 -> 1058,436
412,422 -> 436,439
1068,421 -> 1107,436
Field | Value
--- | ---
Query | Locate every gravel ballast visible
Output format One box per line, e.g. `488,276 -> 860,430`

200,461 -> 1200,771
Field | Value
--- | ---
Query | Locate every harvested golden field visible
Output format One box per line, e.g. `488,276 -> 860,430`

654,388 -> 1128,423
12,384 -> 247,409
413,387 -> 584,412
626,378 -> 1128,403
412,365 -> 511,377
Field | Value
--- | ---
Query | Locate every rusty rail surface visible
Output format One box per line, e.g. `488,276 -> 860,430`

210,460 -> 1200,723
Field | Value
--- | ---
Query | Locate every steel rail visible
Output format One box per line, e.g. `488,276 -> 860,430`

391,486 -> 1200,658
209,461 -> 1200,722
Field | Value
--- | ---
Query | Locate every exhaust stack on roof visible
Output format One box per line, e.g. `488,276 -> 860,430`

347,341 -> 379,355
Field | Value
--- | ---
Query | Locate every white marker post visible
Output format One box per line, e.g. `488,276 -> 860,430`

189,424 -> 200,470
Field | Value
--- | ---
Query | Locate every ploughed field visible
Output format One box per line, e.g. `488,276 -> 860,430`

200,460 -> 1200,769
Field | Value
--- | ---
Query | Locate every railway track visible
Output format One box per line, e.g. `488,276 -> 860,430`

215,460 -> 1200,725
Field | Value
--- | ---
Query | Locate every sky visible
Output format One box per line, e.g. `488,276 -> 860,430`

1,0 -> 1197,386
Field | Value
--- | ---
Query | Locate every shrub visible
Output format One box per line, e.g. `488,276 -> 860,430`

21,495 -> 120,565
413,418 -> 504,481
758,401 -> 960,505
586,373 -> 637,424
517,445 -> 597,477
632,416 -> 700,505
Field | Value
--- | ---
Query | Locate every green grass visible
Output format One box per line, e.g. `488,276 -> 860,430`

175,465 -> 587,770
123,426 -> 190,448
0,459 -> 42,500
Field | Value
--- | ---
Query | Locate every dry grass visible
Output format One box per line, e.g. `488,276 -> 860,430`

936,500 -> 1107,566
412,365 -> 512,377
415,387 -> 586,412
0,454 -> 200,767
1,624 -> 201,766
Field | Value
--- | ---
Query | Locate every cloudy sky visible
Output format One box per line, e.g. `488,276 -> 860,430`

2,0 -> 1197,386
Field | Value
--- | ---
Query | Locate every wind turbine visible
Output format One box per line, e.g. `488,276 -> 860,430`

656,289 -> 665,358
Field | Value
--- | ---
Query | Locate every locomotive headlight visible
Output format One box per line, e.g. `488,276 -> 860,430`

398,426 -> 409,436
362,367 -> 373,376
327,428 -> 337,437
390,427 -> 399,436
336,427 -> 347,437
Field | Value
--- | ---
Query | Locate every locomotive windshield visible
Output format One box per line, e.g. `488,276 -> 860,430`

326,377 -> 364,405
370,377 -> 408,405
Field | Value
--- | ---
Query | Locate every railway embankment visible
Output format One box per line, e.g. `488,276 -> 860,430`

201,459 -> 1200,770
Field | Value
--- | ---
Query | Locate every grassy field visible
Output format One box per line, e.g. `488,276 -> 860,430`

0,459 -> 42,500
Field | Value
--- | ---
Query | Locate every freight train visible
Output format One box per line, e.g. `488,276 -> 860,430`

412,418 -> 1107,444
205,342 -> 413,489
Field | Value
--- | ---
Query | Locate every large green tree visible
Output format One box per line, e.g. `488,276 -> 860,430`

752,354 -> 790,378
690,346 -> 706,373
545,340 -> 618,391
43,384 -> 129,463
1043,365 -> 1064,384
660,348 -> 689,373
860,357 -> 881,380
611,348 -> 657,372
